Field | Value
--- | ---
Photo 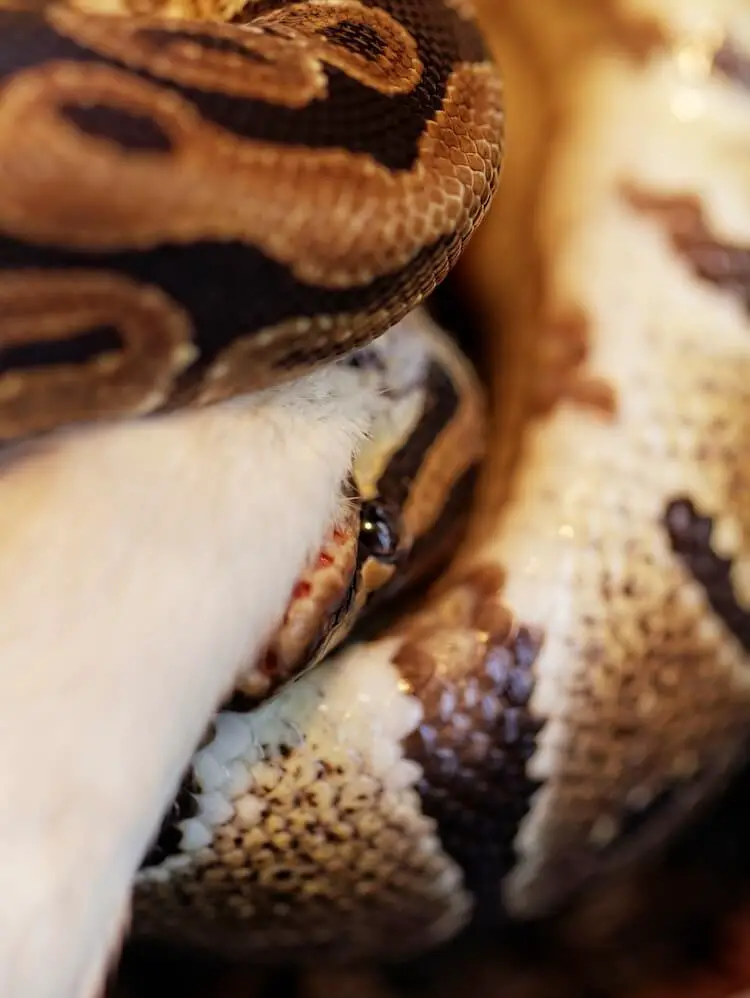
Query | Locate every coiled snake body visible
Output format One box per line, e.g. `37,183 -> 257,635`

0,0 -> 500,437
0,0 -> 501,964
5,0 -> 750,978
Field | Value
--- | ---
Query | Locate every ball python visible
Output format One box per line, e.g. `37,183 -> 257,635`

5,0 -> 750,984
0,0 -> 500,970
126,0 -> 750,974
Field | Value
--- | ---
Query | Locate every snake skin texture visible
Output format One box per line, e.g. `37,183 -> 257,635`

0,0 -> 502,978
458,0 -> 750,921
0,0 -> 501,437
118,0 -> 750,977
11,0 -> 750,990
132,309 -> 487,960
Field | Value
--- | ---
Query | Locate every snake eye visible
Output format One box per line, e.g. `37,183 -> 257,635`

359,498 -> 404,563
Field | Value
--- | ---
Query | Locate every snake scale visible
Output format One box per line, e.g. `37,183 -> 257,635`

1,0 -> 501,967
4,0 -> 750,985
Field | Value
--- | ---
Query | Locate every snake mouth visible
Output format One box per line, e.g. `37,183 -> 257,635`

139,502 -> 363,872
135,314 -> 489,953
225,500 -> 362,710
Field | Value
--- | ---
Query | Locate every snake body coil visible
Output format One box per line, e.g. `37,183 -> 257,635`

0,0 -> 501,437
0,0 -> 503,969
8,0 -> 750,982
131,0 -> 750,972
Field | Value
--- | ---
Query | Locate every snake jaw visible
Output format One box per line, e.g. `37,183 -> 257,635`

228,503 -> 362,708
219,311 -> 487,711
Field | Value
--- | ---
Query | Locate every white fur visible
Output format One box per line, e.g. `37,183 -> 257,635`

0,364 -> 379,998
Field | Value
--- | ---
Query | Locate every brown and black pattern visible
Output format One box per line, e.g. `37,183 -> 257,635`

664,497 -> 750,654
0,269 -> 195,435
624,185 -> 750,316
394,567 -> 545,922
361,350 -> 484,606
0,0 -> 503,438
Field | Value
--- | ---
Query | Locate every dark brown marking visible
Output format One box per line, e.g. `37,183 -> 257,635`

5,2 -> 489,170
0,323 -> 121,372
567,373 -> 618,416
321,20 -> 387,61
625,186 -> 750,314
61,102 -> 174,152
140,26 -> 274,61
664,497 -> 750,653
533,310 -> 619,418
0,270 -> 193,439
0,232 -> 463,396
376,360 -> 460,509
394,569 -> 544,920
396,463 -> 478,592
598,3 -> 666,61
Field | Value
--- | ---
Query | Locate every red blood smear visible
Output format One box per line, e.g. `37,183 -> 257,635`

318,551 -> 334,568
292,580 -> 312,601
